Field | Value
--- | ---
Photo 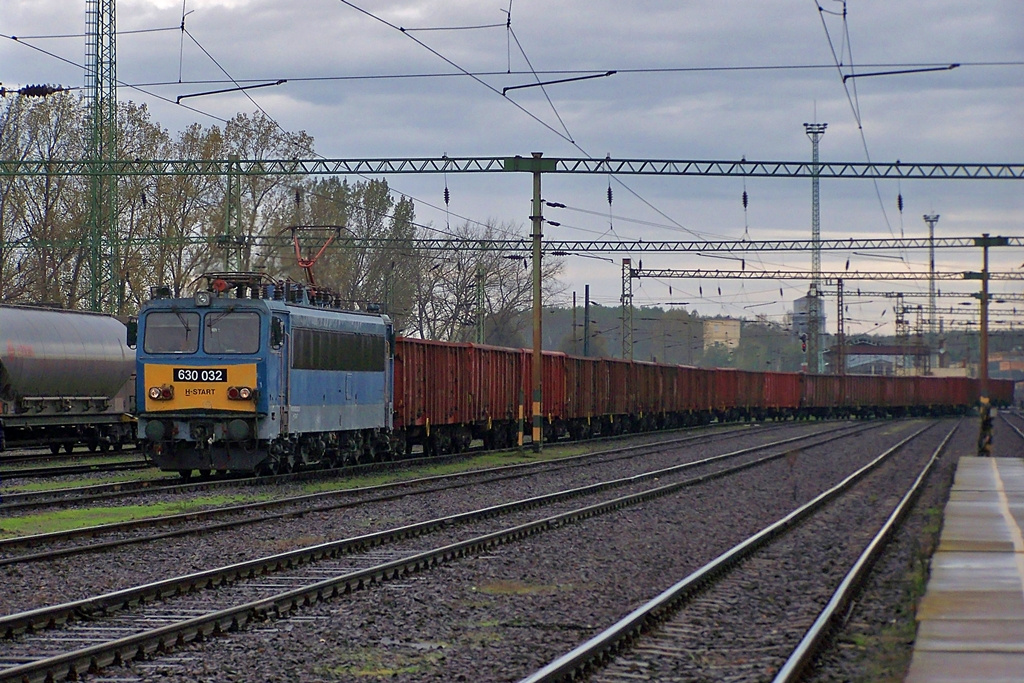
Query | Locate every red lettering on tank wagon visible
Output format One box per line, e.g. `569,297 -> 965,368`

5,342 -> 35,357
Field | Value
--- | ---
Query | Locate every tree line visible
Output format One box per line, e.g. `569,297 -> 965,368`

0,94 -> 562,344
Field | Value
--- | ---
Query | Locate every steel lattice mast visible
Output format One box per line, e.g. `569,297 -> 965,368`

85,0 -> 118,313
923,214 -> 940,333
804,123 -> 827,373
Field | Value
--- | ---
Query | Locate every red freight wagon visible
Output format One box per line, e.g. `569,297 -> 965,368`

990,378 -> 1014,406
605,358 -> 634,417
711,368 -> 740,417
565,356 -> 596,422
540,351 -> 569,423
735,370 -> 765,415
394,335 -> 988,457
632,361 -> 662,420
802,374 -> 841,415
474,343 -> 528,424
394,338 -> 528,453
892,376 -> 916,410
914,376 -> 949,410
843,375 -> 881,413
657,363 -> 687,414
764,371 -> 801,414
692,367 -> 715,415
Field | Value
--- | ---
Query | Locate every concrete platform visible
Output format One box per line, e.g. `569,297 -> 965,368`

906,456 -> 1024,683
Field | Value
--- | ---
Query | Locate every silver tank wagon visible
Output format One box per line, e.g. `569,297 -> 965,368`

0,305 -> 136,452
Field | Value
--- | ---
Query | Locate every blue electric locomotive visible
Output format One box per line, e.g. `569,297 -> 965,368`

133,273 -> 394,478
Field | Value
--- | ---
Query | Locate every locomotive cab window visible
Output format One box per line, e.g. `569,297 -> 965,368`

204,311 -> 261,354
143,311 -> 200,354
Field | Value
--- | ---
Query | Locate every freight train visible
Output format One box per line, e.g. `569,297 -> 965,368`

0,304 -> 136,453
131,272 -> 1014,479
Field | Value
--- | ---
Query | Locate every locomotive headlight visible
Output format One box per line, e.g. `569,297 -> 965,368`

227,386 -> 254,400
149,385 -> 174,400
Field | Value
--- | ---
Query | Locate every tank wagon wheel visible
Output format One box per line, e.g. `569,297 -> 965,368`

178,469 -> 193,482
87,440 -> 99,452
198,470 -> 212,479
49,444 -> 61,455
64,442 -> 74,454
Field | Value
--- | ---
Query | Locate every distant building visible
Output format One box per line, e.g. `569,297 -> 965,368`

703,318 -> 741,350
792,295 -> 826,337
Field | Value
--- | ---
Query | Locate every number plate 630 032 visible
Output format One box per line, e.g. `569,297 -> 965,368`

173,368 -> 227,382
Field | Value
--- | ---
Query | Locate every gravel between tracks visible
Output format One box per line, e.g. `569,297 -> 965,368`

803,417 -> 1012,682
73,420 -> 936,682
0,421 -> 842,614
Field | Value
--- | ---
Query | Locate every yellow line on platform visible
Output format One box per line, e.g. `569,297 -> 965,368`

990,458 -> 1024,598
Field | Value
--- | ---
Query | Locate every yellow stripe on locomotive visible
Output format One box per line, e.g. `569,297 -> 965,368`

143,363 -> 258,412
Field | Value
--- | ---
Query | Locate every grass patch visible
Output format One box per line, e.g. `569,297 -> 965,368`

316,645 -> 447,679
474,580 -> 564,596
839,506 -> 947,682
1,454 -> 147,472
0,468 -> 168,494
0,493 -> 272,539
299,444 -> 601,495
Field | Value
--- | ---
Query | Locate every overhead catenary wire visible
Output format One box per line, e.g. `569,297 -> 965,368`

112,60 -> 1022,89
813,0 -> 901,249
332,0 -> 705,242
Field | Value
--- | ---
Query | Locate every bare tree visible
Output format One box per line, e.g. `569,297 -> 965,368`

406,220 -> 564,345
0,93 -> 88,307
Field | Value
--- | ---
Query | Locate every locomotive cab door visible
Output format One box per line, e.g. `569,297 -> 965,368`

384,320 -> 395,430
271,313 -> 289,434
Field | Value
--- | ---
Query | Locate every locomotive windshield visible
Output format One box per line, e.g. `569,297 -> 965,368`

143,311 -> 200,354
204,311 -> 260,354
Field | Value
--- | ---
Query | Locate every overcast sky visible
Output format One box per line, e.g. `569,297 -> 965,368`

3,0 -> 1022,335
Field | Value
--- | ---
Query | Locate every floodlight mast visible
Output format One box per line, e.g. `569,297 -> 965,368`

923,214 -> 941,333
804,122 -> 827,373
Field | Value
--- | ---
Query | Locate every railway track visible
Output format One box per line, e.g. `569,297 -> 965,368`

0,420 -> 906,682
0,421 -> 852,567
519,420 -> 954,682
0,442 -> 138,466
0,458 -> 152,481
999,410 -> 1024,442
0,421 -> 761,513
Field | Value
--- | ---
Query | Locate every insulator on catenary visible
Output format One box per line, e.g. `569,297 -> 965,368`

607,186 -> 613,205
897,193 -> 904,212
742,190 -> 748,209
444,186 -> 450,205
17,83 -> 65,97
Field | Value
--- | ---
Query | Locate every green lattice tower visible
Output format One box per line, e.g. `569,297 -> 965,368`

85,0 -> 118,313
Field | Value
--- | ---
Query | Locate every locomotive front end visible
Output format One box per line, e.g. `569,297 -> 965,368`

136,288 -> 275,478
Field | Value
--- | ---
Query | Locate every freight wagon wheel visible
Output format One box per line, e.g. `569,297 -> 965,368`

178,469 -> 192,482
88,440 -> 99,452
50,444 -> 61,455
64,443 -> 74,454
